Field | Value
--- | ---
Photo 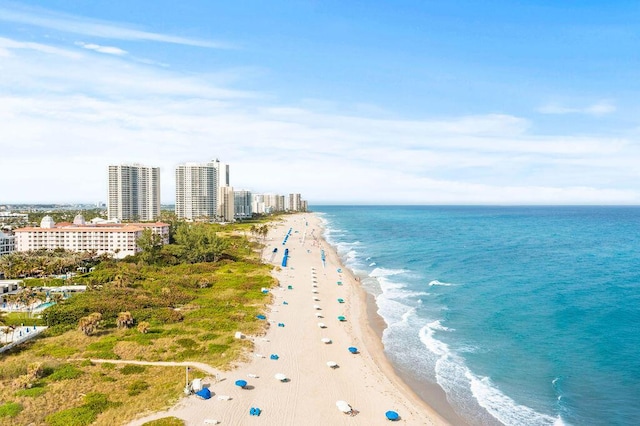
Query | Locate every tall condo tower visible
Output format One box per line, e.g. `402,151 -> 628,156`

175,161 -> 219,220
108,164 -> 160,221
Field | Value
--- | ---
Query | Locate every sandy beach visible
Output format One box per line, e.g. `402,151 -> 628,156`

128,213 -> 449,426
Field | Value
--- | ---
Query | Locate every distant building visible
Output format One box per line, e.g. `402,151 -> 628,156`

234,190 -> 253,220
175,160 -> 225,221
218,186 -> 235,222
14,215 -> 169,259
0,231 -> 15,256
287,193 -> 307,212
108,164 -> 160,221
252,193 -> 285,214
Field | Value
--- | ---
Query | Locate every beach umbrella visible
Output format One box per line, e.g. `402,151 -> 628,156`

327,361 -> 338,368
337,298 -> 344,303
317,322 -> 326,328
313,297 -> 320,301
270,354 -> 280,360
315,313 -> 324,318
274,373 -> 288,382
235,380 -> 247,388
321,338 -> 332,344
385,410 -> 400,421
312,284 -> 317,287
336,400 -> 351,413
313,305 -> 321,310
195,388 -> 212,400
256,314 -> 266,320
338,316 -> 346,321
348,346 -> 358,354
337,281 -> 343,285
312,290 -> 318,294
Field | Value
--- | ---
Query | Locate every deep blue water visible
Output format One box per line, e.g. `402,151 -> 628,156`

312,206 -> 640,426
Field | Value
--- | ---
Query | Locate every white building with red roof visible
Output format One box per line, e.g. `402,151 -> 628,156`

14,215 -> 169,259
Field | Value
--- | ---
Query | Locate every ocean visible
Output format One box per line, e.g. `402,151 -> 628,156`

312,205 -> 640,426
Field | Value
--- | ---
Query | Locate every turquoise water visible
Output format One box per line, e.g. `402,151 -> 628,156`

313,206 -> 640,425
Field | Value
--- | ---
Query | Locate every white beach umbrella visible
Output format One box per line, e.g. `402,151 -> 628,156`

312,290 -> 318,293
326,361 -> 338,368
313,297 -> 320,301
313,305 -> 321,310
315,313 -> 324,318
321,337 -> 332,344
317,322 -> 326,328
336,400 -> 352,413
274,373 -> 288,382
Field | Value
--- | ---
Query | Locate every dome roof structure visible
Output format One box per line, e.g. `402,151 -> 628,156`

73,214 -> 86,226
40,215 -> 56,229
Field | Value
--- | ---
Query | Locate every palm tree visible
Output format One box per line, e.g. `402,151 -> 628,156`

137,321 -> 150,334
116,311 -> 134,329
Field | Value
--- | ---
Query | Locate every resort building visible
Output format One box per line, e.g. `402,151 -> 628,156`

108,164 -> 161,221
0,231 -> 15,256
252,193 -> 286,214
175,160 -> 222,221
14,215 -> 169,259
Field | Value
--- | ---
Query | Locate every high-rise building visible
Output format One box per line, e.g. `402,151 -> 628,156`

218,186 -> 235,222
288,193 -> 304,212
211,158 -> 230,218
234,190 -> 252,220
108,164 -> 160,221
175,161 -> 219,221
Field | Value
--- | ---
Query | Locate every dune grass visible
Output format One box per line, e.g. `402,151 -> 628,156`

0,220 -> 281,425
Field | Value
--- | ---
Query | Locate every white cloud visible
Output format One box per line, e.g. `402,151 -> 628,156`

537,100 -> 617,116
75,41 -> 127,56
0,34 -> 638,205
0,5 -> 230,48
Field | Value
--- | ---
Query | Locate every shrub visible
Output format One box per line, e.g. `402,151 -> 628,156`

127,380 -> 150,396
48,364 -> 83,381
45,406 -> 95,426
142,417 -> 185,426
120,364 -> 146,375
176,338 -> 198,349
0,402 -> 23,417
15,385 -> 47,397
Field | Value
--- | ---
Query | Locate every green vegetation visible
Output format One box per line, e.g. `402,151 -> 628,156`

48,364 -> 83,381
0,218 -> 282,425
127,379 -> 150,396
119,365 -> 146,375
0,401 -> 23,417
15,385 -> 47,397
142,417 -> 185,426
45,392 -> 115,426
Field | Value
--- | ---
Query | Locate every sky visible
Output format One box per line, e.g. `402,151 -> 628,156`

1,0 -> 639,205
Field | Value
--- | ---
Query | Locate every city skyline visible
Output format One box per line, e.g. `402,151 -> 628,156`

1,1 -> 639,205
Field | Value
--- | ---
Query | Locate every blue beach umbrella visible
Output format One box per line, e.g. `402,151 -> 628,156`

348,347 -> 358,354
256,314 -> 266,320
337,298 -> 344,303
195,388 -> 212,399
385,410 -> 400,421
338,316 -> 346,321
235,379 -> 248,388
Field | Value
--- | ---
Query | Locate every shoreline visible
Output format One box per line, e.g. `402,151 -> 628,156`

317,214 -> 467,426
128,213 -> 450,425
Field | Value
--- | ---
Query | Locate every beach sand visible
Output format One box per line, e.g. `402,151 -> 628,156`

128,213 -> 449,425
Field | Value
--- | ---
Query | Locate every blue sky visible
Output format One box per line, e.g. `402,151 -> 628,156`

1,0 -> 639,204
